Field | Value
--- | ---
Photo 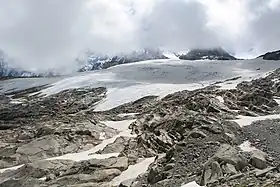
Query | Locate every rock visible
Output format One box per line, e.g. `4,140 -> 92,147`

0,178 -> 43,187
16,135 -> 61,163
119,178 -> 135,187
86,157 -> 129,171
200,161 -> 222,185
99,137 -> 131,154
258,50 -> 280,60
210,144 -> 248,171
55,169 -> 121,185
227,173 -> 244,181
188,129 -> 207,138
250,150 -> 267,169
147,166 -> 166,184
223,163 -> 238,175
46,173 -> 56,181
255,167 -> 276,177
91,169 -> 122,182
179,48 -> 237,61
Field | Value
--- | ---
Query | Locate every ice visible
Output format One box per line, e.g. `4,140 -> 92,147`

39,72 -> 117,96
181,181 -> 204,187
233,114 -> 280,127
239,141 -> 258,152
111,157 -> 156,186
94,83 -> 205,111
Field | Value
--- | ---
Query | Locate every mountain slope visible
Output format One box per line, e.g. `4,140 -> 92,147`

258,50 -> 280,60
78,49 -> 168,72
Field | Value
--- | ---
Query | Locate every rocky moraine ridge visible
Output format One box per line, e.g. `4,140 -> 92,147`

0,68 -> 280,186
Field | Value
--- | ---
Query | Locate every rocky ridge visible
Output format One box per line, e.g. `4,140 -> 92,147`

0,68 -> 280,186
179,48 -> 237,61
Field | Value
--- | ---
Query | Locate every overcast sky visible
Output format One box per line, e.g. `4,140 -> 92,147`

0,0 -> 279,72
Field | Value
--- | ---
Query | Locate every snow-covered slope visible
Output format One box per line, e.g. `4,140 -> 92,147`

78,49 -> 168,72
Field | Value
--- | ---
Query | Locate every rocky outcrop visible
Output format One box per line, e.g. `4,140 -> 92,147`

179,48 -> 237,61
258,50 -> 280,60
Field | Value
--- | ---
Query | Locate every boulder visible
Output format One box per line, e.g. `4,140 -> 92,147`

86,157 -> 128,171
250,150 -> 267,169
208,144 -> 248,171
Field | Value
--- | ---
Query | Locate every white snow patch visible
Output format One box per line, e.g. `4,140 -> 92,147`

38,177 -> 47,181
94,83 -> 205,111
101,120 -> 136,131
181,181 -> 204,187
117,113 -> 139,117
218,68 -> 266,90
275,97 -> 280,105
111,157 -> 155,186
0,164 -> 24,173
216,96 -> 224,103
99,132 -> 106,140
239,141 -> 257,152
233,114 -> 280,127
39,72 -> 117,96
163,52 -> 179,60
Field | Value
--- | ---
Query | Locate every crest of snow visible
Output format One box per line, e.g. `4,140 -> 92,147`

239,141 -> 258,152
181,181 -> 204,187
233,114 -> 280,127
94,83 -> 205,111
111,157 -> 156,186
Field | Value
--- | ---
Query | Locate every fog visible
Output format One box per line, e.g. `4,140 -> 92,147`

0,0 -> 279,72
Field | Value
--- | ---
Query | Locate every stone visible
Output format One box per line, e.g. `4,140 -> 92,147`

223,163 -> 238,175
119,178 -> 135,187
200,161 -> 222,185
211,144 -> 248,171
255,167 -> 276,177
87,157 -> 129,171
188,129 -> 207,139
16,135 -> 61,162
250,150 -> 267,169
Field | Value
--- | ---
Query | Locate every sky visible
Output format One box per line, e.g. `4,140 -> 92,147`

0,0 -> 279,72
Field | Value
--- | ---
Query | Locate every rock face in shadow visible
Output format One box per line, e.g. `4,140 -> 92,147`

179,48 -> 237,60
258,50 -> 280,60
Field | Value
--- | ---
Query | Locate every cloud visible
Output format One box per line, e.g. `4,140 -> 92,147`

0,0 -> 280,72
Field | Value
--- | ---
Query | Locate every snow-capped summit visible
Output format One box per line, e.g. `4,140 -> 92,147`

78,48 -> 168,72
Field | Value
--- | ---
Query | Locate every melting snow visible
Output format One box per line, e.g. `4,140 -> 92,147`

0,164 -> 24,173
94,83 -> 205,111
239,141 -> 258,152
216,96 -> 224,103
233,114 -> 280,127
100,120 -> 136,131
111,157 -> 156,186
